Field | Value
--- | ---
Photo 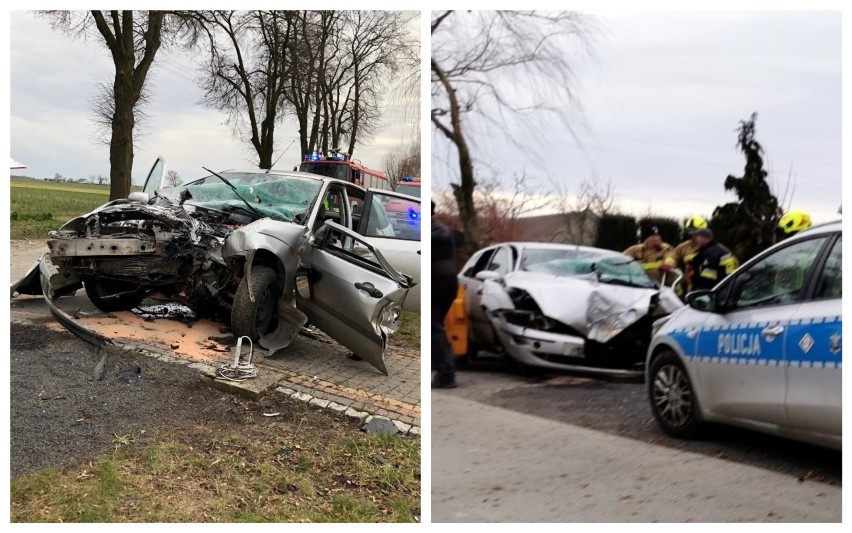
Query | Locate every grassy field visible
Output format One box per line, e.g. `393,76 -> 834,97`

10,177 -> 112,239
12,422 -> 420,522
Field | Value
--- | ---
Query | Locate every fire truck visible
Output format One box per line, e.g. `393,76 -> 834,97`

394,176 -> 421,198
298,151 -> 390,190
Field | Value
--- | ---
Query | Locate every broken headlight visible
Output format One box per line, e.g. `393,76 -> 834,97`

379,302 -> 402,335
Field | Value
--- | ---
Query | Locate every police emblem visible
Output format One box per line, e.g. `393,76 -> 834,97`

829,333 -> 841,356
798,333 -> 814,354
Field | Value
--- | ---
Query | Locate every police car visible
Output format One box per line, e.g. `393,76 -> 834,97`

646,220 -> 841,449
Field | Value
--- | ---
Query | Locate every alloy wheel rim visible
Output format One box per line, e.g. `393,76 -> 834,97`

652,364 -> 693,428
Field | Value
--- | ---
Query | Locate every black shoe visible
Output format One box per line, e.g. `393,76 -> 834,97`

431,378 -> 458,389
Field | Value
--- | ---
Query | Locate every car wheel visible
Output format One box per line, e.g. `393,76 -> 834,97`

83,278 -> 146,312
648,350 -> 703,438
231,265 -> 280,341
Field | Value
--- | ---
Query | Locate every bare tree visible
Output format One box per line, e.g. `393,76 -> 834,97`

551,175 -> 617,245
288,11 -> 416,158
337,11 -> 415,156
384,133 -> 420,190
433,172 -> 551,247
432,11 -> 594,253
165,169 -> 183,187
41,11 -> 176,200
187,10 -> 294,169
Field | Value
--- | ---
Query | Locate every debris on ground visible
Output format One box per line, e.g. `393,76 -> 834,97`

363,416 -> 399,435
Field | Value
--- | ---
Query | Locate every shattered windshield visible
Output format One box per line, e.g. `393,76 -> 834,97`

520,247 -> 656,289
174,172 -> 322,222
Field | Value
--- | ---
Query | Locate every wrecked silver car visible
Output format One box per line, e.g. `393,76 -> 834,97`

459,242 -> 683,377
12,158 -> 421,375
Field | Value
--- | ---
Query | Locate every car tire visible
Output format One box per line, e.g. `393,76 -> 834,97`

83,278 -> 146,312
648,350 -> 703,438
231,265 -> 280,341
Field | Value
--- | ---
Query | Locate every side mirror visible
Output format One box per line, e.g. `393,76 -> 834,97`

686,290 -> 717,313
475,270 -> 501,282
128,192 -> 150,203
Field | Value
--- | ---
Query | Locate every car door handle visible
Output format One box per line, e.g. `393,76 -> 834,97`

355,282 -> 383,298
761,325 -> 784,340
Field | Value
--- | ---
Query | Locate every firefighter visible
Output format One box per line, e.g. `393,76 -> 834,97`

672,215 -> 708,298
623,224 -> 677,285
690,228 -> 739,291
779,209 -> 812,237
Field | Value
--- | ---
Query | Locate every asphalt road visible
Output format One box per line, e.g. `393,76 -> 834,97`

445,360 -> 841,487
432,391 -> 841,522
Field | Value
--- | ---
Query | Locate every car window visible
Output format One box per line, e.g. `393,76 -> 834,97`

487,246 -> 512,276
726,236 -> 828,310
362,195 -> 396,238
319,223 -> 391,278
463,249 -> 496,278
313,186 -> 345,233
363,191 -> 420,241
346,187 -> 366,230
814,236 -> 841,300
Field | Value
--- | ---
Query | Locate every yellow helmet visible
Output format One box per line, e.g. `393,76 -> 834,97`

684,215 -> 708,234
779,210 -> 812,234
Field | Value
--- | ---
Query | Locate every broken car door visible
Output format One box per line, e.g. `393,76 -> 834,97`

352,188 -> 421,311
141,156 -> 166,198
296,221 -> 410,375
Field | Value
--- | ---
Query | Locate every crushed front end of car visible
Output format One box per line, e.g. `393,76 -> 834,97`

480,271 -> 683,377
44,199 -> 239,317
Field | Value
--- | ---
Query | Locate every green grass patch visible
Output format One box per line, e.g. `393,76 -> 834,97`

394,311 -> 421,350
10,181 -> 110,240
11,423 -> 420,523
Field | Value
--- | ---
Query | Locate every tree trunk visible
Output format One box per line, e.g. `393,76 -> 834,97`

431,59 -> 480,253
109,72 -> 135,200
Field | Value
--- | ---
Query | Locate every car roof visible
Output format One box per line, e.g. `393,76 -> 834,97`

220,169 -> 326,181
482,242 -> 624,256
792,219 -> 841,237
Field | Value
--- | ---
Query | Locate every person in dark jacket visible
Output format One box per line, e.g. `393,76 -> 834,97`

432,202 -> 460,388
689,228 -> 738,291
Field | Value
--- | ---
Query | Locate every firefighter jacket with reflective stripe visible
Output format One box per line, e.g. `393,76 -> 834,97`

690,240 -> 738,291
673,239 -> 699,296
623,242 -> 676,284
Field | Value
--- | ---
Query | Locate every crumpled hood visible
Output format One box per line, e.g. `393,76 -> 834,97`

481,270 -> 683,343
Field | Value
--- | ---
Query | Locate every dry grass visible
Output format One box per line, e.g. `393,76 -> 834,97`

11,421 -> 420,523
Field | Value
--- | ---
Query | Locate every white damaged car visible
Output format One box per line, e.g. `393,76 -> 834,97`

458,242 -> 683,377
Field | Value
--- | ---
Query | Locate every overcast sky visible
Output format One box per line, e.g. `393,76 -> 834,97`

432,10 -> 842,224
9,11 -> 419,186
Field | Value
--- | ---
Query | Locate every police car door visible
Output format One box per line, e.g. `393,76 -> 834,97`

783,234 -> 841,439
694,236 -> 829,426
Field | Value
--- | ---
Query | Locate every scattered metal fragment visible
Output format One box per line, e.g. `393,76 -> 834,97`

92,345 -> 109,381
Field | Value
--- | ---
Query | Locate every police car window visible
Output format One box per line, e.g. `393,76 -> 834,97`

729,237 -> 827,310
814,237 -> 841,300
